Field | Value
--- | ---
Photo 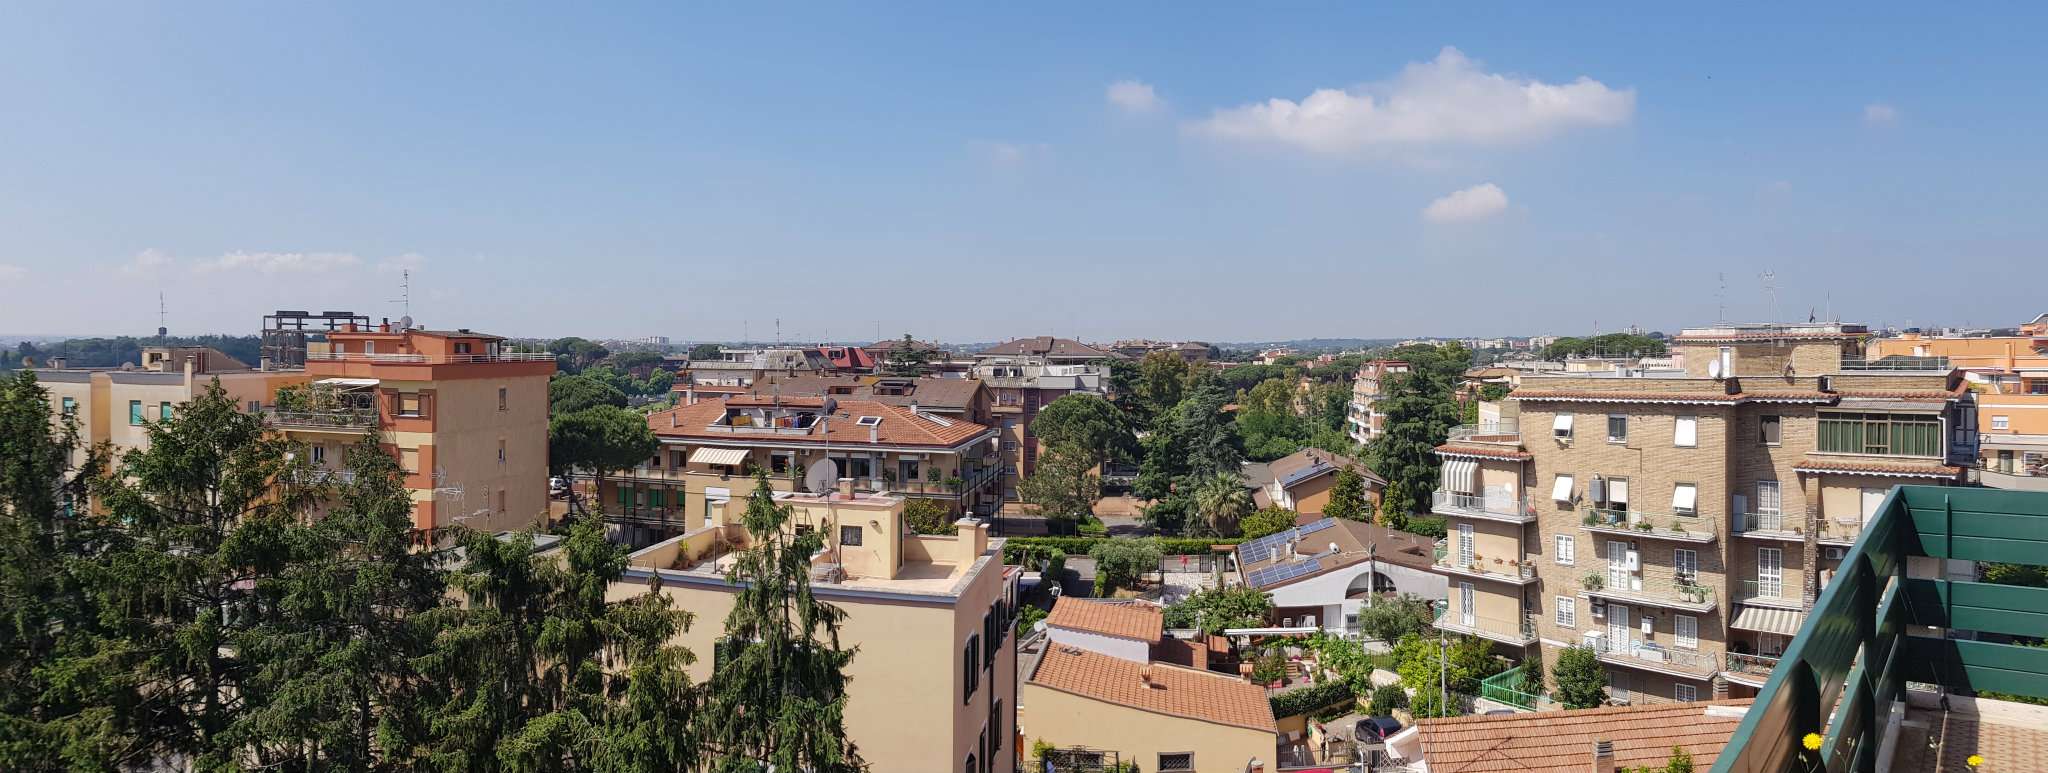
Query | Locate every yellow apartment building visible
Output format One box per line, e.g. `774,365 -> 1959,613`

1428,323 -> 1975,706
38,346 -> 307,467
1869,317 -> 2048,481
611,492 -> 1020,773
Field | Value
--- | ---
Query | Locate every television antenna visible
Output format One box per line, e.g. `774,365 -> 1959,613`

1759,270 -> 1780,322
1716,272 -> 1727,324
389,269 -> 412,321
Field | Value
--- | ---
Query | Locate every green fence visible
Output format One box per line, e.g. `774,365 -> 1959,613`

1478,664 -> 1542,711
1711,485 -> 2048,773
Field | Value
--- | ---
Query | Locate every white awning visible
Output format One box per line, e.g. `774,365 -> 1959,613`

1672,484 -> 1698,511
313,377 -> 380,388
1553,414 -> 1575,433
1608,479 -> 1629,506
1730,606 -> 1805,637
1441,459 -> 1478,494
689,447 -> 751,466
702,486 -> 732,501
1552,474 -> 1575,502
1674,416 -> 1698,447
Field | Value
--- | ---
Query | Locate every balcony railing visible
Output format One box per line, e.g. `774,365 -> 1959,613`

1431,490 -> 1537,523
1816,516 -> 1864,545
891,465 -> 1001,498
1579,507 -> 1718,542
268,408 -> 379,430
1479,664 -> 1545,710
1447,420 -> 1520,443
1586,632 -> 1719,678
1432,542 -> 1537,583
1734,579 -> 1799,609
1711,486 -> 2048,773
1732,510 -> 1804,540
1580,564 -> 1716,611
307,351 -> 555,364
1838,355 -> 1950,371
1434,608 -> 1537,645
1722,651 -> 1780,683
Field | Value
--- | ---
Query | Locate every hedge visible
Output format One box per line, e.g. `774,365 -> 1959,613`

1269,680 -> 1355,719
1000,536 -> 1241,565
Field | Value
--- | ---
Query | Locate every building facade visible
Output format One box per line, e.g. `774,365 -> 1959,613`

1346,359 -> 1411,446
1427,323 -> 1976,706
38,345 -> 307,467
972,338 -> 1109,503
1868,319 -> 2048,483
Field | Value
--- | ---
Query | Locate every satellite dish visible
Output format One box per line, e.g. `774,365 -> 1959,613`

805,458 -> 840,495
1707,359 -> 1724,379
397,315 -> 414,331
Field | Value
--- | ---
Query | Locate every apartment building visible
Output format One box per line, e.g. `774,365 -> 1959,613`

594,395 -> 1001,545
682,346 -> 820,387
751,373 -> 992,426
1427,322 -> 1975,706
280,326 -> 555,535
1345,359 -> 1410,445
1869,316 -> 2048,483
38,345 -> 307,466
612,494 -> 1020,773
973,338 -> 1108,501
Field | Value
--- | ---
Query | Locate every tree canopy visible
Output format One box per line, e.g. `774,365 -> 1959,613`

880,333 -> 935,377
1551,645 -> 1608,709
1031,393 -> 1135,466
1162,586 -> 1272,634
1323,465 -> 1373,522
1541,333 -> 1667,361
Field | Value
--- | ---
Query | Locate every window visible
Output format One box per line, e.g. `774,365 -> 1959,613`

1159,752 -> 1195,772
1756,480 -> 1782,520
160,401 -> 173,421
1552,474 -> 1576,502
1674,549 -> 1698,584
1553,413 -> 1575,441
1555,535 -> 1576,565
399,447 -> 420,474
454,342 -> 472,354
649,489 -> 665,509
129,400 -> 143,425
856,415 -> 882,427
962,755 -> 975,773
498,439 -> 506,464
1817,412 -> 1942,457
991,699 -> 1004,758
1597,477 -> 1629,511
1456,523 -> 1474,564
962,636 -> 980,703
311,445 -> 326,465
496,489 -> 506,514
1675,614 -> 1698,649
1675,683 -> 1698,702
247,400 -> 261,413
1674,415 -> 1698,447
1606,414 -> 1628,443
1556,596 -> 1577,628
984,611 -> 998,669
1992,415 -> 2010,430
498,387 -> 508,411
399,392 -> 422,417
1760,415 -> 1782,445
1758,548 -> 1783,597
1718,346 -> 1734,376
1672,483 -> 1698,517
840,525 -> 863,546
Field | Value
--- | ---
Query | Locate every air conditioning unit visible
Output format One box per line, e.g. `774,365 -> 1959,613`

1624,550 -> 1641,572
1825,547 -> 1846,560
1582,630 -> 1606,649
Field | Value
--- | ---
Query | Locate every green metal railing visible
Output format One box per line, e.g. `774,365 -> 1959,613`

1479,664 -> 1543,711
1711,485 -> 2048,773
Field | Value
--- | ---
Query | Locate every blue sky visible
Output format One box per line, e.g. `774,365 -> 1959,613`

2,2 -> 2042,342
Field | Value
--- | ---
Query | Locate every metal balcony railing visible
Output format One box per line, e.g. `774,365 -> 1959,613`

1734,579 -> 1796,606
268,408 -> 379,429
1434,608 -> 1537,644
1711,486 -> 2048,773
1432,489 -> 1537,522
1586,632 -> 1719,677
1581,563 -> 1716,610
1479,664 -> 1545,710
1838,355 -> 1950,371
1580,507 -> 1718,541
1433,541 -> 1537,582
1733,510 -> 1804,539
1723,651 -> 1780,681
1447,420 -> 1520,443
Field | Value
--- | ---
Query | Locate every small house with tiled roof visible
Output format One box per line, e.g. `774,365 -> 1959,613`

1394,699 -> 1752,772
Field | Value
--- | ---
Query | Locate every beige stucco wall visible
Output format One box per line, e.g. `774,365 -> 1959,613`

1019,681 -> 1272,773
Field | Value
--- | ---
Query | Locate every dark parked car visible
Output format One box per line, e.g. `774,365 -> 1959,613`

1355,716 -> 1403,743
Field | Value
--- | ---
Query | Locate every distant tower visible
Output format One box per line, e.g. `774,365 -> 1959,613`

389,269 -> 412,323
157,292 -> 168,337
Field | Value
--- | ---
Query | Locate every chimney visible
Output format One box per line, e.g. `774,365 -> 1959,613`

48,356 -> 66,369
1139,664 -> 1156,689
1592,740 -> 1616,773
868,426 -> 879,444
669,412 -> 677,428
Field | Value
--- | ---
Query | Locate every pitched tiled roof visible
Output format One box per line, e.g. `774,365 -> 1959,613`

1834,387 -> 1966,402
1512,389 -> 1838,405
1261,449 -> 1382,490
752,374 -> 983,411
1028,645 -> 1274,732
1045,597 -> 1162,643
646,397 -> 992,449
1434,444 -> 1534,461
1793,456 -> 1963,479
1414,699 -> 1752,772
977,336 -> 1110,358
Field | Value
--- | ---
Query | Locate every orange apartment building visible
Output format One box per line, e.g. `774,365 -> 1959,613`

280,325 -> 556,535
1427,322 -> 1976,706
1869,314 -> 2048,483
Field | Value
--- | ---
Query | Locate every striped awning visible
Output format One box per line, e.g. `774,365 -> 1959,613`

1730,606 -> 1805,637
1440,458 -> 1478,494
688,447 -> 751,466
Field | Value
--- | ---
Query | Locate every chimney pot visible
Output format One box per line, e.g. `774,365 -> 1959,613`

1592,740 -> 1616,773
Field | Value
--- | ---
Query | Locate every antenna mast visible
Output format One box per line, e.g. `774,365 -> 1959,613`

157,292 -> 168,337
1760,270 -> 1780,322
389,269 -> 412,320
1716,273 -> 1728,324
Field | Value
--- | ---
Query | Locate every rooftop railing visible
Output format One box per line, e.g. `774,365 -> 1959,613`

267,408 -> 379,429
1447,420 -> 1520,443
1710,486 -> 2048,773
307,351 -> 555,364
1838,355 -> 1951,371
1432,490 -> 1537,523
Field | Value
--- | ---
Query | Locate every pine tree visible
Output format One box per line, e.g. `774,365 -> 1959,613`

1323,466 -> 1371,522
701,473 -> 863,772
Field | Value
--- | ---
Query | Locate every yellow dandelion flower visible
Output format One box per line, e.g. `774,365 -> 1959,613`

1802,733 -> 1823,751
1967,753 -> 1984,768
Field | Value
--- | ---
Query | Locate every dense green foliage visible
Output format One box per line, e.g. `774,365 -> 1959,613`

1269,680 -> 1354,719
551,372 -> 632,414
1323,465 -> 1373,522
1301,633 -> 1397,698
1001,536 -> 1236,562
1191,472 -> 1253,537
1240,506 -> 1298,539
1982,562 -> 2048,588
1089,538 -> 1164,595
1393,633 -> 1501,699
550,336 -> 613,374
1367,683 -> 1409,716
1551,645 -> 1609,709
1019,448 -> 1101,535
1162,586 -> 1273,634
1135,384 -> 1242,533
1355,594 -> 1437,643
4,334 -> 262,370
549,404 -> 660,513
880,333 -> 934,377
902,497 -> 956,535
687,343 -> 724,361
1540,333 -> 1667,361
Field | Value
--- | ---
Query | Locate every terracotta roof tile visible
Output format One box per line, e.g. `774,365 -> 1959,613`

1834,387 -> 1965,402
1414,699 -> 1751,772
646,397 -> 992,449
1793,456 -> 1963,478
1046,597 -> 1163,643
1434,444 -> 1534,461
1028,645 -> 1274,732
1513,389 -> 1744,404
977,336 -> 1111,358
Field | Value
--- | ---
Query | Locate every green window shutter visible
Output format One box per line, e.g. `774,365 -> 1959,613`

129,401 -> 143,425
619,486 -> 631,507
160,402 -> 173,420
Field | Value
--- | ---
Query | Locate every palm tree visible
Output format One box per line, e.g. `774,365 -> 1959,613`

1193,472 -> 1253,537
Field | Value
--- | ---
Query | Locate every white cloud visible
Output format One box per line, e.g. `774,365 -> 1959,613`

1189,47 -> 1634,154
1422,183 -> 1509,223
973,140 -> 1051,166
117,248 -> 175,277
192,251 -> 362,274
1863,102 -> 1899,126
1106,79 -> 1163,113
0,264 -> 24,281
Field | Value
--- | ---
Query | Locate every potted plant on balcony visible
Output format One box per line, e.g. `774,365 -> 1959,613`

1582,573 -> 1604,591
928,467 -> 942,484
945,475 -> 965,493
1582,512 -> 1598,526
1634,520 -> 1654,533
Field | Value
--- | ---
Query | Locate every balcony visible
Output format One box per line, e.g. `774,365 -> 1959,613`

1446,420 -> 1520,445
267,408 -> 379,432
1432,542 -> 1538,585
1732,511 -> 1805,542
1721,651 -> 1780,688
1579,564 -> 1717,613
1709,486 -> 2048,773
1838,355 -> 1950,372
1434,608 -> 1537,646
1585,632 -> 1720,680
1734,579 -> 1802,611
1579,507 -> 1718,543
890,464 -> 1002,499
1816,515 -> 1864,545
1431,489 -> 1537,524
1478,664 -> 1545,710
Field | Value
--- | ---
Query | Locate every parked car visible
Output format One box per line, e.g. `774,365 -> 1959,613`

1355,716 -> 1402,743
549,477 -> 568,498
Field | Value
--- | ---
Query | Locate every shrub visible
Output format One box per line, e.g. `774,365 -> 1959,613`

1551,645 -> 1607,709
1003,536 -> 1239,562
1089,538 -> 1163,594
902,497 -> 955,535
1367,683 -> 1410,716
1355,594 -> 1436,643
1161,585 -> 1273,634
1404,515 -> 1447,540
1240,506 -> 1298,539
1269,679 -> 1353,719
1015,603 -> 1048,636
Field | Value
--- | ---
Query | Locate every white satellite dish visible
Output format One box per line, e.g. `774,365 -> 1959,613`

805,458 -> 840,495
1707,359 -> 1723,380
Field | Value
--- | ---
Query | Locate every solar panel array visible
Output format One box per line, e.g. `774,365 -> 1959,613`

1237,529 -> 1296,565
1246,557 -> 1323,588
1298,517 -> 1336,536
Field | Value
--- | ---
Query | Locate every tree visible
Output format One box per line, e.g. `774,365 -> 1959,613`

1551,645 -> 1608,709
1019,448 -> 1101,535
1478,382 -> 1511,403
1237,410 -> 1308,462
1378,479 -> 1416,531
688,342 -> 724,361
1100,357 -> 1152,430
1541,333 -> 1666,361
1192,472 -> 1253,537
1138,351 -> 1195,419
1368,366 -> 1459,522
1309,382 -> 1350,433
550,372 -> 629,415
548,405 -> 659,515
1162,586 -> 1272,634
1241,378 -> 1295,416
1983,562 -> 2048,588
1323,465 -> 1372,522
903,497 -> 955,535
1392,633 -> 1499,698
1240,506 -> 1298,539
881,333 -> 933,377
701,474 -> 864,772
549,336 -> 612,374
1030,393 -> 1134,467
1355,594 -> 1436,643
1089,538 -> 1163,595
1367,683 -> 1409,716
1664,746 -> 1696,773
